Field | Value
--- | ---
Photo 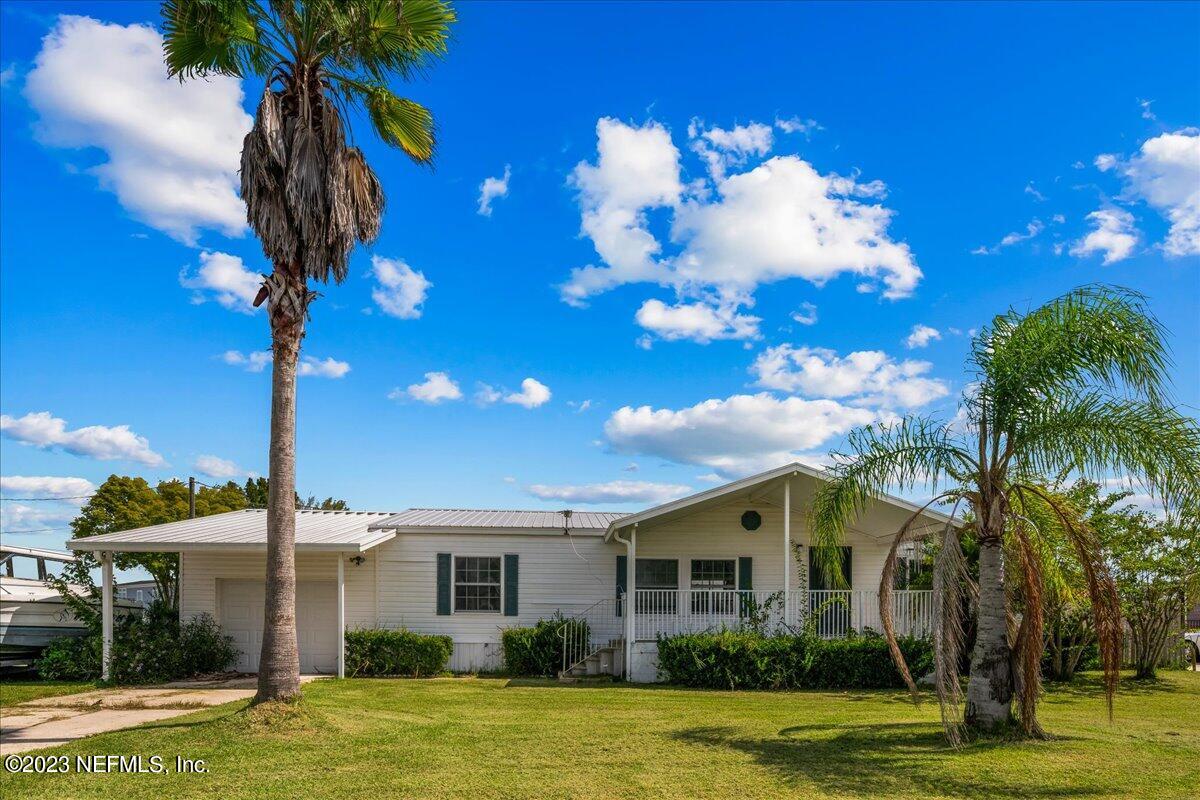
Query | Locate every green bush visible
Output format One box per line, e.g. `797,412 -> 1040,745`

656,629 -> 933,690
501,616 -> 589,676
36,603 -> 236,684
343,629 -> 452,677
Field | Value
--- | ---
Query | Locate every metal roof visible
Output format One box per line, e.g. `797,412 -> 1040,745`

66,509 -> 397,553
370,508 -> 624,533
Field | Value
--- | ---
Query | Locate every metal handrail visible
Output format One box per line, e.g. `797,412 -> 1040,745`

558,595 -> 623,676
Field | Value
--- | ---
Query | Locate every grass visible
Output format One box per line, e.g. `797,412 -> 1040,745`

2,672 -> 1197,799
0,680 -> 94,706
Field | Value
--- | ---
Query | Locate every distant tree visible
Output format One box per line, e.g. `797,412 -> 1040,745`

244,477 -> 348,510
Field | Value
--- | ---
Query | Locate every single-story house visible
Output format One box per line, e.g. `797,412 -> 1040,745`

68,463 -> 954,682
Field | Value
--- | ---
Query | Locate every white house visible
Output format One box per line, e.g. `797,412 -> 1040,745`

67,463 -> 953,683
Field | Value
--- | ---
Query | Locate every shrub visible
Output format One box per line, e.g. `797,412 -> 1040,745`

36,602 -> 236,684
343,629 -> 452,677
501,616 -> 589,677
656,629 -> 933,690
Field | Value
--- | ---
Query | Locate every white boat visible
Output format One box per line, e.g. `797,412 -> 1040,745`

0,544 -> 136,670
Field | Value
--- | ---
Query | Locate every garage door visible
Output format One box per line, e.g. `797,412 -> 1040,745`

219,580 -> 338,674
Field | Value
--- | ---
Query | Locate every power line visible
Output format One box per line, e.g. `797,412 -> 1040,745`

0,495 -> 94,502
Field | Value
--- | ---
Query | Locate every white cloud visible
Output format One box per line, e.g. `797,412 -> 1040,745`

23,16 -> 250,243
775,116 -> 822,137
222,350 -> 349,378
401,372 -> 463,404
634,298 -> 760,344
477,165 -> 511,217
1112,131 -> 1200,257
525,479 -> 692,506
791,301 -> 818,326
370,255 -> 431,319
972,219 -> 1045,255
750,345 -> 949,408
0,411 -> 164,466
1138,99 -> 1156,122
623,462 -> 638,472
905,324 -> 941,349
193,454 -> 244,480
1069,208 -> 1139,264
0,475 -> 95,501
604,393 -> 878,477
179,251 -> 261,313
689,119 -> 774,179
560,118 -> 921,311
567,399 -> 593,413
0,63 -> 16,87
1024,182 -> 1046,202
474,383 -> 503,406
1,501 -> 77,533
504,378 -> 552,409
1095,154 -> 1119,172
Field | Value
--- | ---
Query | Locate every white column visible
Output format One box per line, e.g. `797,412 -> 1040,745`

101,552 -> 113,681
783,477 -> 791,620
337,554 -> 346,679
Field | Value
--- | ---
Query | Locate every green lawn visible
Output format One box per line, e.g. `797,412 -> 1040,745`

3,672 -> 1197,799
0,681 -> 95,707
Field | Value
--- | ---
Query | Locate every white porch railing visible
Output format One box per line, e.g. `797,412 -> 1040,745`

632,589 -> 933,641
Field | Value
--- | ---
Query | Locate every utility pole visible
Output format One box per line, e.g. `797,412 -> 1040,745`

188,476 -> 196,519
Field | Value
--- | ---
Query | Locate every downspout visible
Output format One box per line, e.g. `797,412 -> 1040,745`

612,523 -> 636,679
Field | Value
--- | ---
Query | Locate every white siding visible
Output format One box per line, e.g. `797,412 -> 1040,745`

374,532 -> 619,643
180,551 -> 377,629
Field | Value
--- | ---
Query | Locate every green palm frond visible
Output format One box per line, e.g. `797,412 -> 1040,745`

321,0 -> 455,80
162,0 -> 277,79
364,86 -> 435,162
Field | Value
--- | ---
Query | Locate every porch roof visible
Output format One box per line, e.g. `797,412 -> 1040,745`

65,509 -> 398,553
603,462 -> 962,540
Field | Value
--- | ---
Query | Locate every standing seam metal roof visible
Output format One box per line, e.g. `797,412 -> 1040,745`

369,508 -> 624,531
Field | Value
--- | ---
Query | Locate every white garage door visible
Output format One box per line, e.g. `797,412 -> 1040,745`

219,580 -> 338,674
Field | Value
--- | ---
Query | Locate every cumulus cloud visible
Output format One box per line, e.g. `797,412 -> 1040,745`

750,345 -> 949,408
477,164 -> 511,217
560,118 -> 921,315
474,383 -> 503,406
193,454 -> 244,480
1069,208 -> 1139,264
399,372 -> 463,404
1111,131 -> 1200,257
972,219 -> 1045,255
905,324 -> 941,349
0,411 -> 164,466
791,301 -> 818,326
222,350 -> 349,378
604,393 -> 877,477
689,119 -> 774,179
179,251 -> 262,313
775,116 -> 822,137
634,298 -> 760,343
0,475 -> 95,501
23,16 -> 250,243
370,255 -> 431,319
1,501 -> 78,534
504,378 -> 552,409
525,479 -> 692,506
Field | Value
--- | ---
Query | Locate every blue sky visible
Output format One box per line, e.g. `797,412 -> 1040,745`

2,1 -> 1198,561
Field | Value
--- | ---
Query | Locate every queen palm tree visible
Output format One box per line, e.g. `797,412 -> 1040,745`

811,285 -> 1200,741
162,0 -> 455,701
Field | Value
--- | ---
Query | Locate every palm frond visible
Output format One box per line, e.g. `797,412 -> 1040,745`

931,515 -> 973,746
162,0 -> 276,79
364,85 -> 435,163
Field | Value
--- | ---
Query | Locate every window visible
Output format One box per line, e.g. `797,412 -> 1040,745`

636,558 -> 678,613
454,556 -> 501,612
691,559 -> 736,614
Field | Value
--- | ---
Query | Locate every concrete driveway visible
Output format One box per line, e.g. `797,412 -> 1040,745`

0,675 -> 322,754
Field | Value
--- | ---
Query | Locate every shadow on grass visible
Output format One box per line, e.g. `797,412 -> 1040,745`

671,723 -> 1102,799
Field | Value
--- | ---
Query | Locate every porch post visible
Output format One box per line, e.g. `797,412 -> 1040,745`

628,525 -> 637,655
101,551 -> 113,681
783,477 -> 791,620
337,554 -> 346,679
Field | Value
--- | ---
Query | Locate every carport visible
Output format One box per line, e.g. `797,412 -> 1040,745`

66,510 -> 396,681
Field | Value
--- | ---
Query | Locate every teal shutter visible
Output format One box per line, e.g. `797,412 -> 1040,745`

615,555 -> 627,617
738,556 -> 753,617
436,553 -> 451,615
503,554 -> 519,616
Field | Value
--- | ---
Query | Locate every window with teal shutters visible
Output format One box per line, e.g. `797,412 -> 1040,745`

436,553 -> 451,615
503,554 -> 518,616
738,556 -> 753,617
615,555 -> 627,617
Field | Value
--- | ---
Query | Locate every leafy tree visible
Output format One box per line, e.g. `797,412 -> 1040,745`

163,0 -> 455,702
243,477 -> 348,510
810,285 -> 1200,741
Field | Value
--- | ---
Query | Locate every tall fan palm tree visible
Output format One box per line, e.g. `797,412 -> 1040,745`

162,0 -> 455,701
811,285 -> 1200,741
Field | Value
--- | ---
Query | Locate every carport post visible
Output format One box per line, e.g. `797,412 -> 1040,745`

337,554 -> 345,679
101,551 -> 113,681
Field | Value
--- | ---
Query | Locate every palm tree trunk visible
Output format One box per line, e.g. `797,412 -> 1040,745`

966,534 -> 1014,731
255,270 -> 305,703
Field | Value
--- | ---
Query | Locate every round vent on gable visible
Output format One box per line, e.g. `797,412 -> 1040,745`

741,510 -> 762,532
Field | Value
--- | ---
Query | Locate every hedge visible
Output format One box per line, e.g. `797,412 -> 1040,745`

344,629 -> 452,677
656,629 -> 933,690
501,616 -> 589,677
